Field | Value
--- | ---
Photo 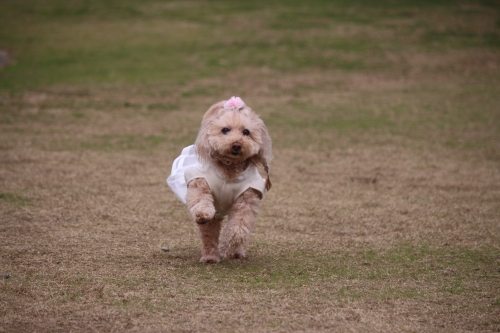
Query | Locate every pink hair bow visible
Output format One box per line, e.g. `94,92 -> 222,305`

223,96 -> 245,111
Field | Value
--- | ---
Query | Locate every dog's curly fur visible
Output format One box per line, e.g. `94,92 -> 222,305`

186,100 -> 272,263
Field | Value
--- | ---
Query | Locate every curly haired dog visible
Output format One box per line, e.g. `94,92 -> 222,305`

185,97 -> 272,263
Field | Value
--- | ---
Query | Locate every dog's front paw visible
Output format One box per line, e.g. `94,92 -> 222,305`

190,202 -> 216,224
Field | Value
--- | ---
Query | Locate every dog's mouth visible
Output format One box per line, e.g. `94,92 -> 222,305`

211,151 -> 242,165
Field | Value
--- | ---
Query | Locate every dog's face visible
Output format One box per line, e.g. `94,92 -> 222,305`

207,108 -> 263,162
195,101 -> 272,167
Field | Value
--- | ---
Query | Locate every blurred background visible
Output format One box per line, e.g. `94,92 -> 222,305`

1,0 -> 499,153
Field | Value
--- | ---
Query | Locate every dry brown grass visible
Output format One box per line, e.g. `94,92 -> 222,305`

1,64 -> 500,332
1,1 -> 500,332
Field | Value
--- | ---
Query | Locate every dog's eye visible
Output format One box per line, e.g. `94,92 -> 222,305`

242,129 -> 250,136
221,127 -> 231,134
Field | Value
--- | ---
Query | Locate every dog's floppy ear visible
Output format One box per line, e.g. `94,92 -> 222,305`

194,101 -> 225,164
256,120 -> 273,191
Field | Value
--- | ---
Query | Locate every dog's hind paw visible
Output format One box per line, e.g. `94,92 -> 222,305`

220,246 -> 246,260
233,246 -> 246,259
200,254 -> 221,264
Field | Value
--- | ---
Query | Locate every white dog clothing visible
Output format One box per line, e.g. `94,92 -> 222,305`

185,164 -> 267,218
167,145 -> 199,204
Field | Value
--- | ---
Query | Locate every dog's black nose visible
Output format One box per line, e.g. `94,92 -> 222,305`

231,142 -> 241,155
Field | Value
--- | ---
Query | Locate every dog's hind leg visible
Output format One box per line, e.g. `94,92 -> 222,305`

186,178 -> 216,225
219,188 -> 261,259
198,218 -> 223,263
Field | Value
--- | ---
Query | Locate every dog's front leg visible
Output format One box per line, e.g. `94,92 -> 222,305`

219,188 -> 261,259
186,178 -> 221,263
186,178 -> 216,224
197,217 -> 223,263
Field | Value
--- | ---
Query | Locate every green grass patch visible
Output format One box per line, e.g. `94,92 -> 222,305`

0,191 -> 30,206
11,243 -> 493,313
152,244 -> 500,304
2,0 -> 498,90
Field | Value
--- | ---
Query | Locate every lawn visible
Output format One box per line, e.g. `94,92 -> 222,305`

1,0 -> 499,332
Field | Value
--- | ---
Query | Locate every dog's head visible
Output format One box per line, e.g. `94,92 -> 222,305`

194,98 -> 273,190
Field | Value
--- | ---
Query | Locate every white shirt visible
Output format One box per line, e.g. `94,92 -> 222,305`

185,163 -> 266,218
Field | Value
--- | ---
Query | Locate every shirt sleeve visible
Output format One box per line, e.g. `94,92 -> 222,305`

184,166 -> 206,185
248,177 -> 267,199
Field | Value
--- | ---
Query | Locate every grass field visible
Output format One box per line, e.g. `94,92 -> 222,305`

1,0 -> 500,332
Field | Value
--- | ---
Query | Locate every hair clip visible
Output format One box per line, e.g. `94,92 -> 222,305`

223,96 -> 245,111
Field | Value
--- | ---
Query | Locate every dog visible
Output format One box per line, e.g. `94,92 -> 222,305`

184,97 -> 272,263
